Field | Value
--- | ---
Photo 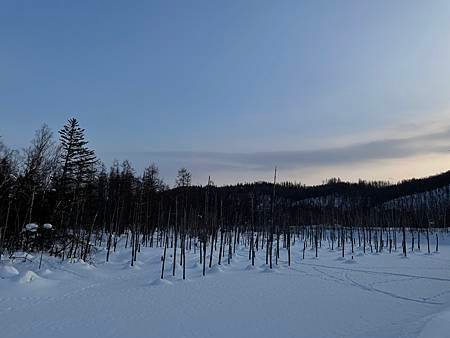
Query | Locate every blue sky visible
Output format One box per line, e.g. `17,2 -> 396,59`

1,1 -> 450,185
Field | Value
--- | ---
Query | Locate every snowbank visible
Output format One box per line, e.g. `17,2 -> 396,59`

0,265 -> 19,277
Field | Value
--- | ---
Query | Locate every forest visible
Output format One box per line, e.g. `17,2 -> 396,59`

1,118 -> 449,277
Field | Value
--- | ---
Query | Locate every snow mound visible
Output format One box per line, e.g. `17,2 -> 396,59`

244,264 -> 256,271
24,223 -> 38,232
82,263 -> 96,270
12,252 -> 35,260
259,264 -> 278,273
209,265 -> 224,273
343,259 -> 357,264
0,265 -> 19,277
121,262 -> 142,270
19,271 -> 42,284
42,223 -> 53,230
150,278 -> 173,286
188,262 -> 202,269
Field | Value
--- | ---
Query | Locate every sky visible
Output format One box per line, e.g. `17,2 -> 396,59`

1,0 -> 450,186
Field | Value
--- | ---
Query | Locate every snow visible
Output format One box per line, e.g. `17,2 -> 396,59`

1,233 -> 450,338
24,223 -> 38,232
419,309 -> 450,338
19,271 -> 42,284
0,265 -> 19,277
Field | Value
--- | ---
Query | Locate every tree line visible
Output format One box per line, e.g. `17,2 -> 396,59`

0,118 -> 449,266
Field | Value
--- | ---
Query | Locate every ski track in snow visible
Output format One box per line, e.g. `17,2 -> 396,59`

2,236 -> 450,338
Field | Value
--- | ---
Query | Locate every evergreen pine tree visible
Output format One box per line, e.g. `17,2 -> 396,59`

58,118 -> 97,192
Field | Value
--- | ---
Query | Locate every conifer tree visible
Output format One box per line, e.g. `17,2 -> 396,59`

58,118 -> 97,192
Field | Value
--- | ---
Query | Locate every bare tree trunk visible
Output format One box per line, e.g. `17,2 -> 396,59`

202,238 -> 207,276
228,232 -> 232,264
218,230 -> 223,265
302,239 -> 306,260
161,235 -> 168,279
182,234 -> 186,280
287,230 -> 291,266
209,233 -> 214,268
161,207 -> 171,279
402,226 -> 407,257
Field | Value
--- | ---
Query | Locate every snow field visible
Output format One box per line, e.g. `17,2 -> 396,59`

1,233 -> 450,338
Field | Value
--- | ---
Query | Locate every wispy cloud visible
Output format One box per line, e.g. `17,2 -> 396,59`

100,125 -> 450,184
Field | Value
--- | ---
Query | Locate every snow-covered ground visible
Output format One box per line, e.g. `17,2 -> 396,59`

2,234 -> 450,338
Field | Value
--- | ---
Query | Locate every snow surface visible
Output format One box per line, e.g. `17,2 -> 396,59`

418,309 -> 450,338
0,265 -> 19,277
1,234 -> 450,338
